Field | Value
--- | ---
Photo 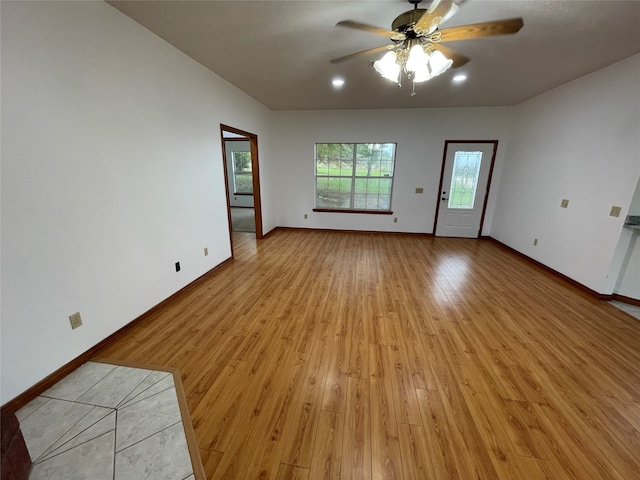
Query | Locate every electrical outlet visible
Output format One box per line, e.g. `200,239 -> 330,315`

533,238 -> 538,246
69,312 -> 83,329
204,247 -> 208,256
304,214 -> 308,219
394,217 -> 398,223
415,187 -> 424,194
609,206 -> 622,217
560,199 -> 569,208
175,261 -> 181,272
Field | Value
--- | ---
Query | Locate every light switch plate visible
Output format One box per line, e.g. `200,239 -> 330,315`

415,187 -> 424,194
610,206 -> 622,217
560,199 -> 569,208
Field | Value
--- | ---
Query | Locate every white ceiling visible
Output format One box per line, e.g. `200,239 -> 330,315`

107,0 -> 640,110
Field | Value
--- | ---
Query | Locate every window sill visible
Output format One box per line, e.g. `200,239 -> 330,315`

313,208 -> 393,215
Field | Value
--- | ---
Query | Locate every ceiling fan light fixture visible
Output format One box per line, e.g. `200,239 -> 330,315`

428,50 -> 453,77
413,64 -> 433,83
333,0 -> 523,96
373,51 -> 401,83
405,44 -> 428,73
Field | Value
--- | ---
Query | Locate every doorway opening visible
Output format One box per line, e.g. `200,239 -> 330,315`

433,140 -> 498,238
220,125 -> 263,255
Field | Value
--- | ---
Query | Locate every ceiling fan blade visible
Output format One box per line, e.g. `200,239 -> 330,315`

336,20 -> 398,38
438,18 -> 524,42
330,45 -> 395,64
430,43 -> 470,68
415,0 -> 456,32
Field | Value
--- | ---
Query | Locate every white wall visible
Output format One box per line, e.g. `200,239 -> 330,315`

224,140 -> 255,208
491,54 -> 640,294
271,108 -> 513,233
0,1 -> 273,404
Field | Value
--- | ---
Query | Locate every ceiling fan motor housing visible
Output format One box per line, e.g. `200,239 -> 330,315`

392,9 -> 428,33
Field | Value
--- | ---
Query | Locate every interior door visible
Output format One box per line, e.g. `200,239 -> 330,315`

220,125 -> 264,258
434,141 -> 497,238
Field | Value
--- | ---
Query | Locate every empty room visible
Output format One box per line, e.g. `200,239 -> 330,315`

2,1 -> 639,479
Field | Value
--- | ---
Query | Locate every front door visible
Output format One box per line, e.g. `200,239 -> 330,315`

434,141 -> 497,238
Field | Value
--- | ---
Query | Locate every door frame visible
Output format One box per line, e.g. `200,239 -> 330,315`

220,124 -> 264,256
433,140 -> 499,237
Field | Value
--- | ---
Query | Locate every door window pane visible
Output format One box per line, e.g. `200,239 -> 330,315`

448,151 -> 482,209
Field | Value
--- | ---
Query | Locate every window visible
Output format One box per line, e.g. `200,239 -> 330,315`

232,151 -> 252,194
315,143 -> 396,212
448,151 -> 482,209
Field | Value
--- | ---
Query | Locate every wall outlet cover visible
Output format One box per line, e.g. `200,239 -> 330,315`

69,312 -> 82,329
561,199 -> 569,208
415,187 -> 424,194
609,206 -> 622,217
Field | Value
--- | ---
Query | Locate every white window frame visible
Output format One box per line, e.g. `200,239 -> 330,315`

314,143 -> 396,213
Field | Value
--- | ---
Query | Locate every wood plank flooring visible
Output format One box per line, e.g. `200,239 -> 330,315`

97,229 -> 640,480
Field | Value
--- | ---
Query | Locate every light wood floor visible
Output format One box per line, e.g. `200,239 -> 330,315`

98,229 -> 640,480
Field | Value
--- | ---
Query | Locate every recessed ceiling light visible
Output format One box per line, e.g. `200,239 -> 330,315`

332,78 -> 345,88
452,74 -> 467,83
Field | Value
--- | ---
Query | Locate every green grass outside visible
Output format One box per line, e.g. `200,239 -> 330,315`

316,163 -> 393,178
316,177 -> 392,194
234,173 -> 253,194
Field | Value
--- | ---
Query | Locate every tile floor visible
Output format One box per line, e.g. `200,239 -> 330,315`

16,361 -> 196,480
610,300 -> 640,321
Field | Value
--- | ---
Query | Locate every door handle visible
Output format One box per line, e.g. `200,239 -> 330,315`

441,197 -> 448,201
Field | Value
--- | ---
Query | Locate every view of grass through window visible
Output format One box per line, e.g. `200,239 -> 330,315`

232,151 -> 252,194
315,143 -> 396,211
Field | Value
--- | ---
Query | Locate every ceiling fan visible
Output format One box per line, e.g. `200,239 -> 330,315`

331,0 -> 523,91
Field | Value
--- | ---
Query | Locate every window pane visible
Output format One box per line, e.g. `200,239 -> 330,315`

366,195 -> 380,209
380,160 -> 394,177
379,178 -> 392,194
356,144 -> 382,177
354,178 -> 368,194
234,173 -> 253,193
316,160 -> 329,176
354,193 -> 367,209
316,177 -> 352,209
232,151 -> 253,194
317,143 -> 353,176
448,151 -> 482,209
